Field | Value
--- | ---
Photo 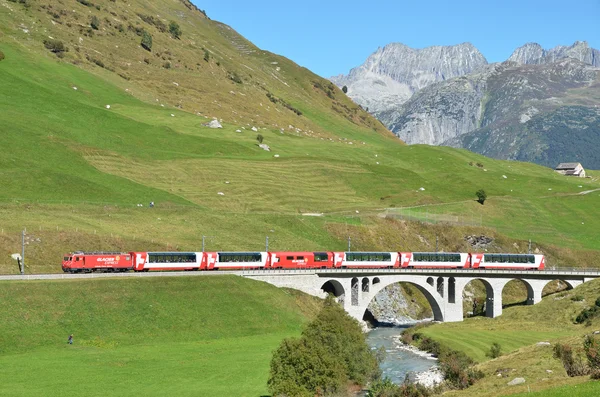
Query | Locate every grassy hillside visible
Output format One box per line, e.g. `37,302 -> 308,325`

420,278 -> 600,396
0,276 -> 321,396
1,2 -> 600,276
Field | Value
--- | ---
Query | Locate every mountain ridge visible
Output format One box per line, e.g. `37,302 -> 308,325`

332,40 -> 600,168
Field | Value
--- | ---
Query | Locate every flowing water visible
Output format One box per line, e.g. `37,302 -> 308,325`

365,325 -> 438,385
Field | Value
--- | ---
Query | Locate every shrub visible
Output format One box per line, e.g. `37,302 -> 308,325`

10,0 -> 32,8
228,71 -> 242,84
43,40 -> 68,54
268,296 -> 379,396
256,134 -> 264,144
342,85 -> 348,94
476,189 -> 487,205
572,294 -> 585,302
440,350 -> 482,389
169,21 -> 181,39
0,50 -> 5,62
163,61 -> 171,69
553,342 -> 589,376
90,15 -> 100,30
141,31 -> 152,51
584,335 -> 600,370
203,49 -> 210,62
486,342 -> 502,359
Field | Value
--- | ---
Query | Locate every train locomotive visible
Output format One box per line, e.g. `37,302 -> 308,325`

62,250 -> 545,273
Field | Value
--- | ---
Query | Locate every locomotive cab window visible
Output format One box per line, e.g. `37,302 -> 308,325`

314,252 -> 329,262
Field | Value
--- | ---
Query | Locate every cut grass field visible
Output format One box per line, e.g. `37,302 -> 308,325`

0,276 -> 321,396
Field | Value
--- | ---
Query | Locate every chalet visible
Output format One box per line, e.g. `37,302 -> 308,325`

555,162 -> 586,178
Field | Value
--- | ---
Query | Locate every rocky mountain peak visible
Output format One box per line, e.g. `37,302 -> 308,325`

508,41 -> 600,67
330,42 -> 488,114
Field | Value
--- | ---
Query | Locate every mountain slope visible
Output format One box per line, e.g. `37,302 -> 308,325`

388,59 -> 600,168
330,42 -> 487,114
333,40 -> 600,167
0,0 -> 388,139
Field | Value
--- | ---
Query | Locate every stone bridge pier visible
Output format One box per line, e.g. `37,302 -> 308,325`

242,270 -> 593,323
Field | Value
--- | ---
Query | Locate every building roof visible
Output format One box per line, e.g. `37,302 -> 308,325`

555,162 -> 582,170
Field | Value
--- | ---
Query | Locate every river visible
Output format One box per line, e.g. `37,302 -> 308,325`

365,325 -> 440,385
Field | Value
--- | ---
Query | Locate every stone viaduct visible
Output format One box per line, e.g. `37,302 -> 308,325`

241,268 -> 600,322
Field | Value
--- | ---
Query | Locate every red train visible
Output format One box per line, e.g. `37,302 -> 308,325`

62,250 -> 545,273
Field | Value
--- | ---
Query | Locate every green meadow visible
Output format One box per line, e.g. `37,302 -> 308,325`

421,278 -> 600,396
0,276 -> 320,396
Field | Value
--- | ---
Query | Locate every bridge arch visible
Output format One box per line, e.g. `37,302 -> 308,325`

321,279 -> 345,304
542,279 -> 574,295
365,277 -> 444,322
462,278 -> 498,318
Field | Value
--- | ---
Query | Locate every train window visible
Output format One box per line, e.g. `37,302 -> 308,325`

286,256 -> 294,260
314,252 -> 329,262
528,255 -> 535,263
76,257 -> 80,261
219,253 -> 261,262
297,256 -> 304,261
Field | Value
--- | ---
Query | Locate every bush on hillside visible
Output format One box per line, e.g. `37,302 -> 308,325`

367,376 -> 431,397
228,71 -> 242,84
8,0 -> 32,8
553,342 -> 589,376
267,295 -> 379,396
203,49 -> 210,62
584,335 -> 600,370
90,15 -> 100,30
43,40 -> 68,55
342,85 -> 348,94
0,50 -> 5,62
141,31 -> 152,52
256,134 -> 264,144
476,189 -> 487,205
486,342 -> 502,359
169,21 -> 182,39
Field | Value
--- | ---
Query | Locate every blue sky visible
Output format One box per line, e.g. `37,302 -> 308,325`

194,0 -> 600,78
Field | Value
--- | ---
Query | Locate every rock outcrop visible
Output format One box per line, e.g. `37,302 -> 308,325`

330,43 -> 487,115
508,41 -> 600,67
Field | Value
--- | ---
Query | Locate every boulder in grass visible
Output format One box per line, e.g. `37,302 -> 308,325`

203,119 -> 222,129
508,378 -> 525,386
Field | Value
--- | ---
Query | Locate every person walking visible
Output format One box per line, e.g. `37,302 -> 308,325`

68,334 -> 73,345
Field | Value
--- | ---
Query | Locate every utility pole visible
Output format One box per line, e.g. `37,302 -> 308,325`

347,236 -> 351,252
21,229 -> 25,275
528,239 -> 532,254
436,235 -> 438,252
202,236 -> 206,252
266,236 -> 269,251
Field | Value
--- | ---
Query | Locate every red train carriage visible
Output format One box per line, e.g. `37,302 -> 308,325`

269,252 -> 335,269
131,252 -> 203,271
475,253 -> 545,270
62,252 -> 133,273
401,252 -> 471,269
204,252 -> 270,270
335,252 -> 400,269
